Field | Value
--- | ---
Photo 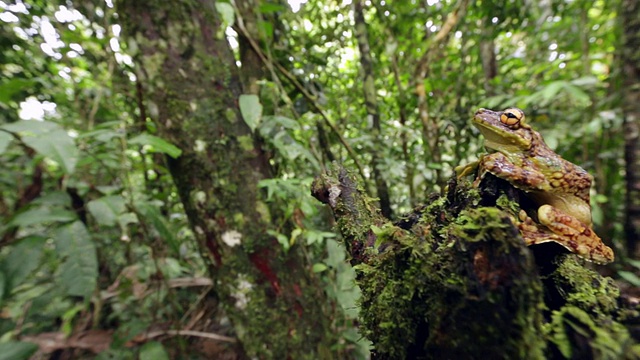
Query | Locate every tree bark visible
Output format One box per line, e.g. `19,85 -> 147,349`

312,165 -> 638,359
116,2 -> 336,357
353,0 -> 392,219
479,18 -> 497,96
621,0 -> 640,257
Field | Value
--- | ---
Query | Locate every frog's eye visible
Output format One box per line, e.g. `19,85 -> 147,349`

500,108 -> 525,128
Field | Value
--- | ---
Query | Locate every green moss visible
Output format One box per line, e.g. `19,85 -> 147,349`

552,257 -> 620,314
496,193 -> 521,215
225,108 -> 237,123
255,201 -> 271,224
238,135 -> 254,151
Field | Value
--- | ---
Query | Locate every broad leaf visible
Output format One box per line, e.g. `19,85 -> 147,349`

0,131 -> 13,154
54,221 -> 98,298
618,271 -> 640,287
0,78 -> 37,103
140,341 -> 170,360
9,207 -> 77,227
239,94 -> 262,132
129,134 -> 182,158
0,236 -> 45,294
136,201 -> 180,254
312,263 -> 328,273
215,2 -> 235,27
1,121 -> 79,173
22,129 -> 78,174
1,120 -> 59,136
87,195 -> 127,226
0,342 -> 38,360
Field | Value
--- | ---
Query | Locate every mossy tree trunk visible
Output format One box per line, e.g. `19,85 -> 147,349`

116,2 -> 336,357
312,165 -> 639,359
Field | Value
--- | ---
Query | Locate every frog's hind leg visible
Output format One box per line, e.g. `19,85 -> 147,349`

536,205 -> 614,264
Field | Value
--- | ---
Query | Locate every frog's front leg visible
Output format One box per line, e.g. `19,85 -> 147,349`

455,160 -> 479,179
537,205 -> 614,264
478,152 -> 549,190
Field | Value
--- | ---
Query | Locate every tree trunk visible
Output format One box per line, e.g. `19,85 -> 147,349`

353,0 -> 392,219
621,0 -> 640,257
312,165 -> 638,359
479,18 -> 497,96
116,2 -> 336,357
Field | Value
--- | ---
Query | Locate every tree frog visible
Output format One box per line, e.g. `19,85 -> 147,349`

458,108 -> 614,264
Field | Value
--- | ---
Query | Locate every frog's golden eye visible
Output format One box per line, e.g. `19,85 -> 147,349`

500,108 -> 525,128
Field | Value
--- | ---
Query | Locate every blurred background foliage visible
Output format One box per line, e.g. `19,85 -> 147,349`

0,0 -> 637,358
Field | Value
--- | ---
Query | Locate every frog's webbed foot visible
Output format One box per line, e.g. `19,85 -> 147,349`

479,152 -> 550,191
527,205 -> 614,264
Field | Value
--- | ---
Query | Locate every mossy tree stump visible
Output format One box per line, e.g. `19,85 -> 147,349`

312,165 -> 639,359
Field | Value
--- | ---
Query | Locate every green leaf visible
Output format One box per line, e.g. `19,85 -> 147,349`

290,228 -> 302,246
9,207 -> 77,227
87,195 -> 127,226
140,341 -> 170,360
539,81 -> 564,104
268,230 -> 289,252
563,83 -> 591,106
0,78 -> 37,103
215,2 -> 235,27
0,236 -> 45,294
136,201 -> 180,254
0,272 -> 5,302
23,129 -> 78,174
54,221 -> 98,298
0,131 -> 13,154
259,3 -> 286,13
626,259 -> 640,270
239,94 -> 262,132
79,128 -> 122,142
258,21 -> 273,39
571,76 -> 598,87
312,263 -> 328,273
325,239 -> 346,268
1,120 -> 58,135
0,342 -> 38,360
1,121 -> 79,174
618,271 -> 640,287
129,134 -> 182,158
306,230 -> 336,245
263,115 -> 300,130
33,191 -> 72,207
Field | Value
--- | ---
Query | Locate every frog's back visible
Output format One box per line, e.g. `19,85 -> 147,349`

529,132 -> 592,203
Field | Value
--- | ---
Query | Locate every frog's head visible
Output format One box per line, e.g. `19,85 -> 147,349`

473,108 -> 533,152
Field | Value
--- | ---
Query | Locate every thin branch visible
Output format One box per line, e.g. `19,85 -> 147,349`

232,4 -> 368,184
415,0 -> 470,78
142,329 -> 237,343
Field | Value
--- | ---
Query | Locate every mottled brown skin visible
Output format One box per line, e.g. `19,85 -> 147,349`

460,108 -> 614,264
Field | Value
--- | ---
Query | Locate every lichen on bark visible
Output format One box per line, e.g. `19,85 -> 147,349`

312,164 -> 640,359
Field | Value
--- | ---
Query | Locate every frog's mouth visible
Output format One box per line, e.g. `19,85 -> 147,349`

473,121 -> 530,153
